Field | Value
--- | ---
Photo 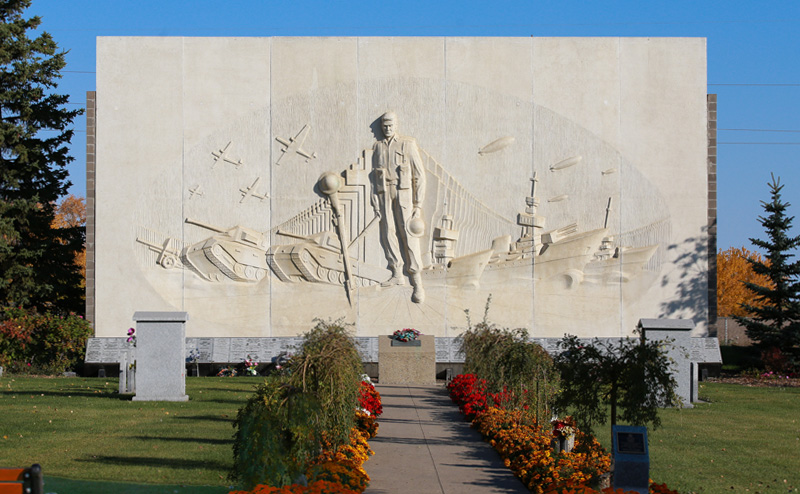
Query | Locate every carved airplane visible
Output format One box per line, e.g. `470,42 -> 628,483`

239,177 -> 269,203
188,185 -> 204,198
275,124 -> 317,165
211,141 -> 244,169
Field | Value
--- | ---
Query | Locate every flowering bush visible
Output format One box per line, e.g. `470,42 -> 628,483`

391,328 -> 420,342
308,427 -> 373,492
543,480 -> 679,494
355,410 -> 379,439
446,373 -> 489,420
759,347 -> 798,377
358,381 -> 383,417
449,374 -> 610,493
228,480 -> 360,494
459,321 -> 560,418
473,407 -> 610,493
449,373 -> 677,494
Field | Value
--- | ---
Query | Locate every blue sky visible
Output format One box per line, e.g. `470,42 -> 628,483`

26,0 -> 800,254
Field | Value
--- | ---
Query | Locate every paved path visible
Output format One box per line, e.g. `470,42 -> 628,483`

364,384 -> 528,494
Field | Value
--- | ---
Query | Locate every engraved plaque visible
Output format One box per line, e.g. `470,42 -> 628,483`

211,338 -> 231,363
435,338 -> 450,362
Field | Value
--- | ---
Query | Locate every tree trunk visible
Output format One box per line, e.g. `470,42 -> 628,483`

610,383 -> 618,426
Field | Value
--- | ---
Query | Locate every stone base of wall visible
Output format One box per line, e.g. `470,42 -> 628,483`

378,335 -> 436,385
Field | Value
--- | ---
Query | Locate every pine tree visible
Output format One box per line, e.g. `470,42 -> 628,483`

735,174 -> 800,367
0,0 -> 84,314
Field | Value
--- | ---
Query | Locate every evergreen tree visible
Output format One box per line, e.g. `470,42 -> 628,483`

735,174 -> 800,367
0,0 -> 83,314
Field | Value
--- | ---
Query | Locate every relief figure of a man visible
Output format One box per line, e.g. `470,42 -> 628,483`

371,112 -> 426,303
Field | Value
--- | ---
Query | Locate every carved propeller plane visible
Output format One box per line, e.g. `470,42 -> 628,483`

211,141 -> 244,169
275,124 -> 317,165
239,177 -> 269,203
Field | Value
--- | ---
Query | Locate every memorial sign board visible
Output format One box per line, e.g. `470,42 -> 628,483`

612,425 -> 649,494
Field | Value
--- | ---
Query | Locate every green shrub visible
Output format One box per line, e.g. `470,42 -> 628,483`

230,375 -> 321,488
459,299 -> 560,423
230,318 -> 363,490
553,334 -> 680,436
0,306 -> 92,374
288,318 -> 363,447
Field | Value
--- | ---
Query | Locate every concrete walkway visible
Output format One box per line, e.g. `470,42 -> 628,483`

364,384 -> 528,494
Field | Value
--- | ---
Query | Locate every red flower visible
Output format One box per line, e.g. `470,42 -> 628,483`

358,381 -> 383,417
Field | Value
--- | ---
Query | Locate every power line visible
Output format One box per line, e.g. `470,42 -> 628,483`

708,83 -> 800,86
719,142 -> 800,145
719,128 -> 800,133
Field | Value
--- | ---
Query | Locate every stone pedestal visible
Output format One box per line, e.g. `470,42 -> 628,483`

378,335 -> 435,385
639,318 -> 694,408
132,311 -> 189,402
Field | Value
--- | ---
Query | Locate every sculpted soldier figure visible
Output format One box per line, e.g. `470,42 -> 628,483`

371,112 -> 426,303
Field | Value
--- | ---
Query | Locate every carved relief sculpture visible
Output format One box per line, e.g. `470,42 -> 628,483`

275,124 -> 317,165
370,112 -> 427,303
137,113 -> 661,312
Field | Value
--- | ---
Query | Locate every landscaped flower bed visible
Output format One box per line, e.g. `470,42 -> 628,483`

229,479 -> 361,494
230,404 -> 379,494
229,321 -> 381,493
448,373 -> 677,494
474,407 -> 610,492
543,483 -> 678,494
230,371 -> 382,494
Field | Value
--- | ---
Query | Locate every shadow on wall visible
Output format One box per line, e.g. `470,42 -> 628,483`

658,229 -> 709,331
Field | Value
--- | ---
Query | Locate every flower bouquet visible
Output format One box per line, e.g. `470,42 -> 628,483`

244,355 -> 259,376
551,416 -> 576,454
391,328 -> 420,342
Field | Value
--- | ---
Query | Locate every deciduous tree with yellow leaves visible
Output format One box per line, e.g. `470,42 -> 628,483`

717,246 -> 773,318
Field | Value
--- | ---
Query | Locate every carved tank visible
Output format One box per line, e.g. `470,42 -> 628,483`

267,230 -> 385,287
181,219 -> 269,283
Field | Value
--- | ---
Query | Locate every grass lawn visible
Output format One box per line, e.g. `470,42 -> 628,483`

1,377 -> 798,494
0,376 -> 262,492
651,382 -> 799,493
592,382 -> 800,493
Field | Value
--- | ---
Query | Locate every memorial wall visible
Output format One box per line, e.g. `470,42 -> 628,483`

91,37 -> 710,340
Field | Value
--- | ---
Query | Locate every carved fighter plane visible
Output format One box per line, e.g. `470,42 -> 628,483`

211,141 -> 244,169
239,177 -> 269,203
275,124 -> 317,165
